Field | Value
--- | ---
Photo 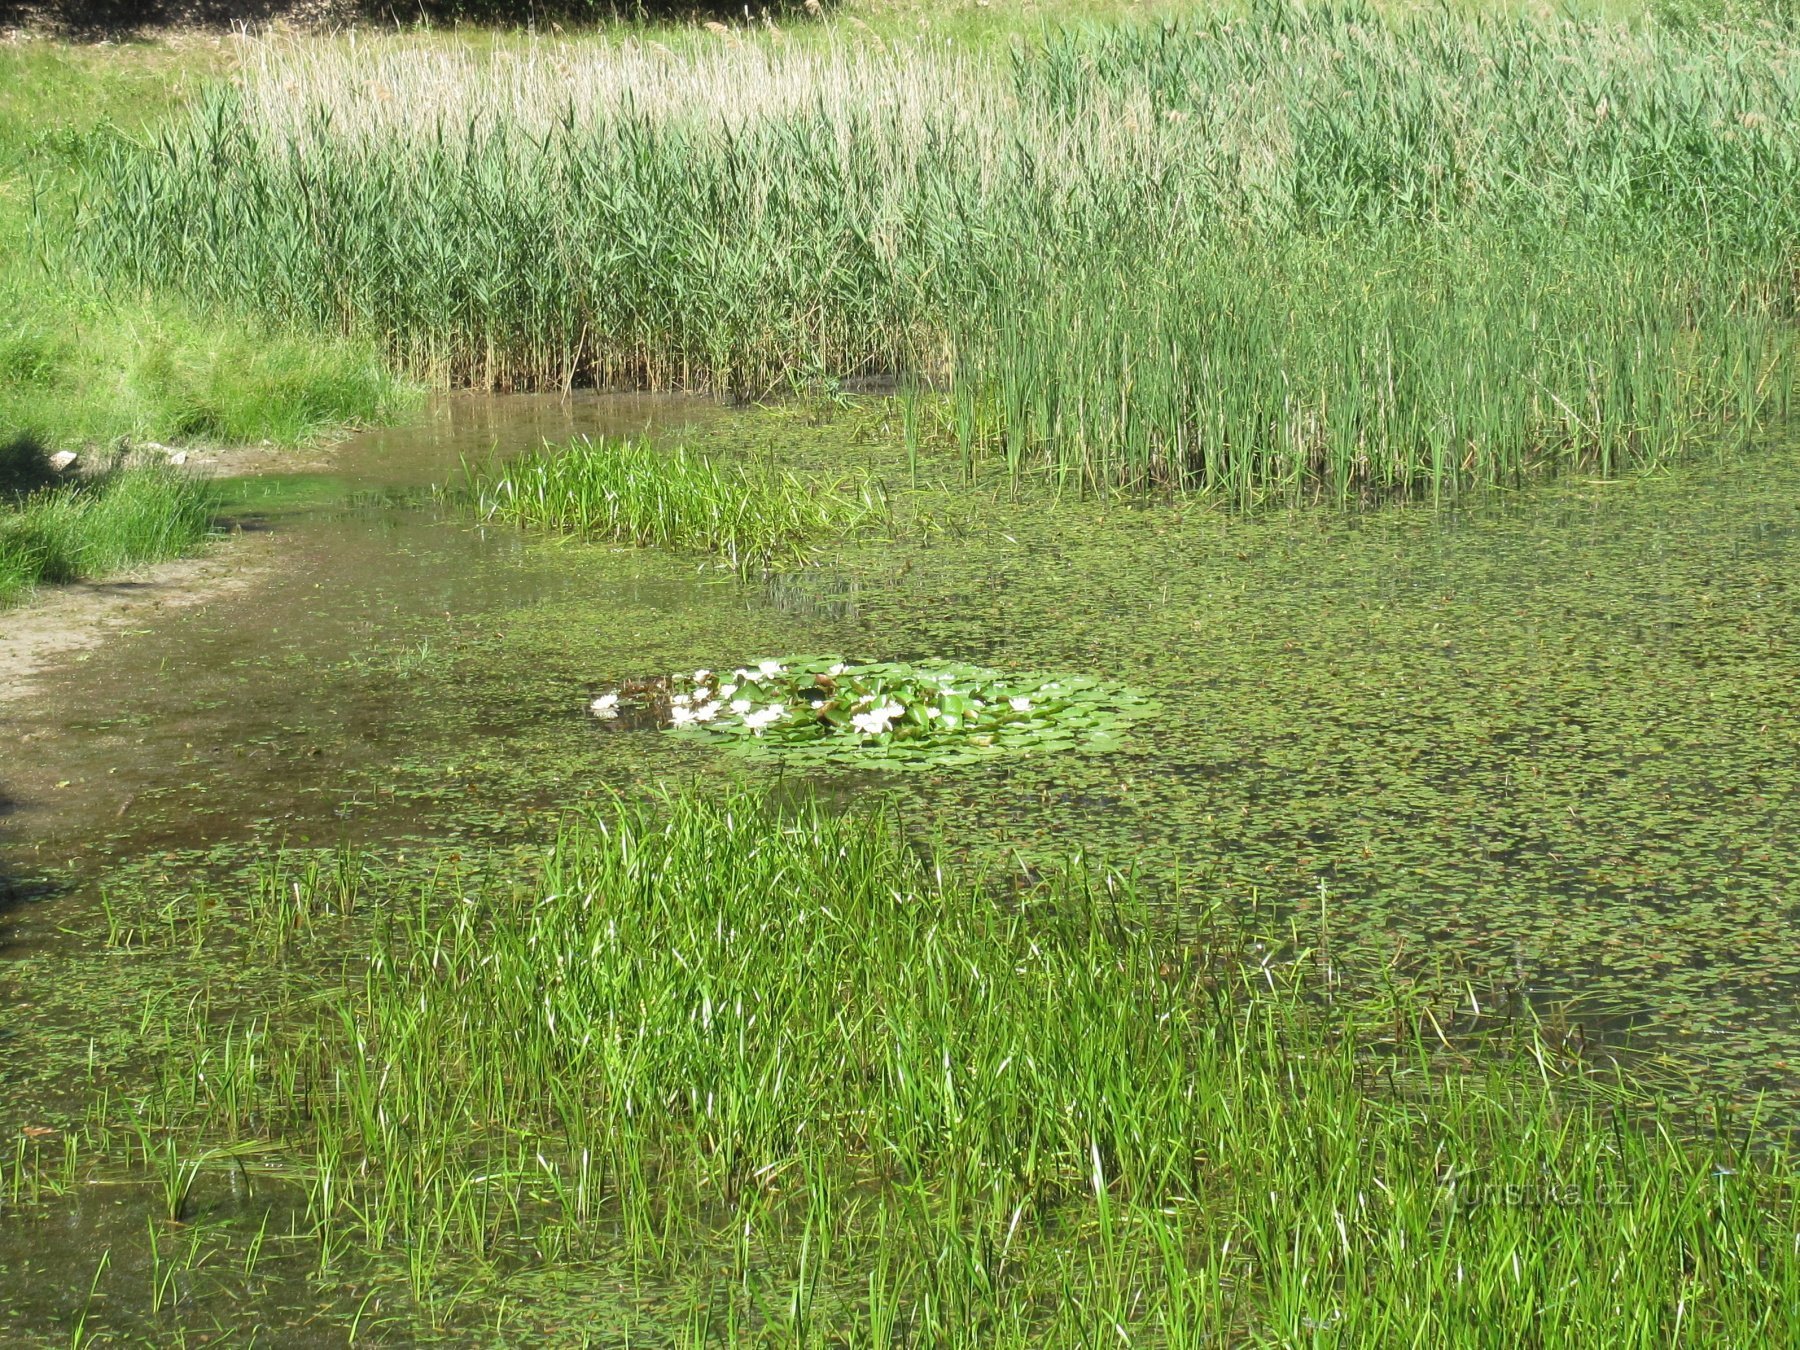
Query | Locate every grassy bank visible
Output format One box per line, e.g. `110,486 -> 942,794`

0,41 -> 411,602
85,9 -> 1800,501
0,41 -> 411,456
0,445 -> 216,606
12,788 -> 1789,1342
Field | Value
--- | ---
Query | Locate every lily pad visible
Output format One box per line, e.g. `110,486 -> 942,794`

592,655 -> 1153,770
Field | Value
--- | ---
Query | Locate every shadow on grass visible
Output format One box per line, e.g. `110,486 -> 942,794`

0,433 -> 62,502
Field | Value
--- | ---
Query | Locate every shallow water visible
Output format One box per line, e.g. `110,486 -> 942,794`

2,395 -> 1798,1338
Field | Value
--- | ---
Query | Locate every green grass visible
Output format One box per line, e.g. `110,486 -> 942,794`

0,457 -> 218,606
82,8 -> 1800,502
469,434 -> 885,571
45,787 -> 1800,1342
0,41 -> 413,457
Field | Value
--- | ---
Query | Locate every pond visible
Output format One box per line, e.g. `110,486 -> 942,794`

1,394 -> 1798,1335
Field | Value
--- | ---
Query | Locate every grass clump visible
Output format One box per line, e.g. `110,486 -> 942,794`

82,11 -> 1800,501
81,788 -> 1800,1342
470,434 -> 884,571
0,449 -> 217,606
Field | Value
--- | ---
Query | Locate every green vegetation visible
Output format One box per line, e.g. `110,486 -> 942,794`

0,446 -> 216,606
596,653 -> 1153,768
18,789 -> 1793,1342
0,44 -> 410,459
470,435 -> 884,571
0,42 -> 412,603
88,10 -> 1800,501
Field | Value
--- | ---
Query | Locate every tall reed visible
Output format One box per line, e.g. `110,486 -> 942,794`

84,8 -> 1800,499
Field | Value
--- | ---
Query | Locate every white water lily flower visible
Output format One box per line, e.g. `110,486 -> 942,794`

669,705 -> 697,726
757,659 -> 784,677
1009,696 -> 1033,712
719,683 -> 738,699
828,663 -> 847,677
671,691 -> 692,707
730,698 -> 752,714
940,713 -> 960,730
925,706 -> 941,719
589,692 -> 620,718
691,700 -> 721,722
851,701 -> 906,736
743,705 -> 787,734
693,669 -> 712,682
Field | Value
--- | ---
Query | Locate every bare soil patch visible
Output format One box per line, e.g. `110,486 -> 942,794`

0,529 -> 271,707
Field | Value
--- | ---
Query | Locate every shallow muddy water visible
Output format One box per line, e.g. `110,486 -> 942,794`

2,395 -> 1798,1339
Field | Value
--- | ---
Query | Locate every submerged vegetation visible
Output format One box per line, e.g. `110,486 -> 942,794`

0,446 -> 216,606
14,790 -> 1798,1342
89,9 -> 1800,499
470,434 -> 884,571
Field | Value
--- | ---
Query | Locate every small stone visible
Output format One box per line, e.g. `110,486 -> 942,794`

47,451 -> 78,473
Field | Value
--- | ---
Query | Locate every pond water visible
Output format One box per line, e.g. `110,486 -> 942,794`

2,393 -> 1798,1334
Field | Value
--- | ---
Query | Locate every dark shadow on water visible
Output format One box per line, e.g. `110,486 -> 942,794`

0,788 -> 65,936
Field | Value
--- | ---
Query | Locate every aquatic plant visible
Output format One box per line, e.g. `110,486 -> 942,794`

593,654 -> 1151,767
83,11 -> 1800,499
469,435 -> 883,572
40,788 -> 1800,1343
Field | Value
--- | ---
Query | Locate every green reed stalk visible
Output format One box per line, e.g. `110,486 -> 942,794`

81,9 -> 1800,502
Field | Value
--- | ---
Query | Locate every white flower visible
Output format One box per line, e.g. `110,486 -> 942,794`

925,706 -> 941,719
589,692 -> 620,718
743,705 -> 787,734
828,663 -> 847,677
691,700 -> 721,722
669,705 -> 696,726
671,691 -> 692,707
1009,696 -> 1033,712
757,659 -> 784,677
733,667 -> 753,682
693,669 -> 712,681
940,713 -> 960,730
719,683 -> 738,698
851,701 -> 906,736
730,698 -> 752,714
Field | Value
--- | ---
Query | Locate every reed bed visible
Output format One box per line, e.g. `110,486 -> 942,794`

469,434 -> 883,571
85,9 -> 1800,499
0,460 -> 215,606
70,789 -> 1800,1341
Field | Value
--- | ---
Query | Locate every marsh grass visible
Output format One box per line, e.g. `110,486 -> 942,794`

469,435 -> 885,571
0,459 -> 216,606
50,789 -> 1800,1342
85,10 -> 1800,501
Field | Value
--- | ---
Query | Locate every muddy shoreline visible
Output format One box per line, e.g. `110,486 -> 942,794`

0,531 -> 271,707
